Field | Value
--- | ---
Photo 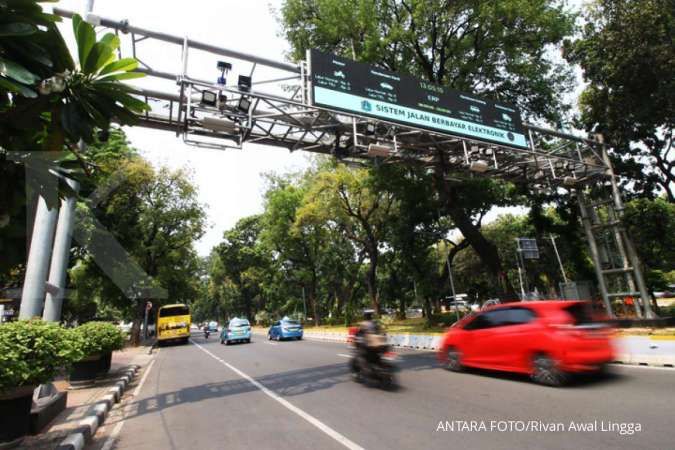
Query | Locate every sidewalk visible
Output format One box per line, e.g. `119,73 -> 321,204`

20,345 -> 154,450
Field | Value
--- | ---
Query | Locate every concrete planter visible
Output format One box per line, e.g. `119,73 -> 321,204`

70,352 -> 112,382
0,385 -> 37,447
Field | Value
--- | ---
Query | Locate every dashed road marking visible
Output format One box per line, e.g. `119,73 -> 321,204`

192,340 -> 365,450
101,358 -> 156,450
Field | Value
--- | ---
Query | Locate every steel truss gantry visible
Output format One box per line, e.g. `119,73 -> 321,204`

53,8 -> 656,318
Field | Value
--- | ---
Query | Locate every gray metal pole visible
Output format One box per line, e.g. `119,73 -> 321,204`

19,195 -> 58,319
43,179 -> 79,322
515,250 -> 526,300
445,255 -> 459,322
549,234 -> 568,284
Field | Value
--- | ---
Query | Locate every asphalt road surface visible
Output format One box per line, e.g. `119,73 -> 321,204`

103,333 -> 674,450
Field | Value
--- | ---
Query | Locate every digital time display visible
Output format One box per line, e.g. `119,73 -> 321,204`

309,50 -> 528,149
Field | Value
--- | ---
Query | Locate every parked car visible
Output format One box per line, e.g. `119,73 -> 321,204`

446,300 -> 470,311
220,318 -> 251,344
437,300 -> 615,386
268,318 -> 303,341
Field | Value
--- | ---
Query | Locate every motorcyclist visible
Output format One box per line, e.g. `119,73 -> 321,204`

353,310 -> 387,374
203,324 -> 210,339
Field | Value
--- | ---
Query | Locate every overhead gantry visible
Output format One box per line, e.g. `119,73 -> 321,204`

52,8 -> 657,318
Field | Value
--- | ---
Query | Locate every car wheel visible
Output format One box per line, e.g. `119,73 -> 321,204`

276,334 -> 281,342
531,353 -> 567,387
220,338 -> 224,344
445,347 -> 463,372
268,333 -> 272,341
247,338 -> 251,343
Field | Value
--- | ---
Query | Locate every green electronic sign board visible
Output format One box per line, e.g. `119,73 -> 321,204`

309,50 -> 528,149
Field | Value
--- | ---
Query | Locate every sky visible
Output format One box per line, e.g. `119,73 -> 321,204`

51,0 -> 587,256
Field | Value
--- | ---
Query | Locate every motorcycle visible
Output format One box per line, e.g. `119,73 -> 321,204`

349,337 -> 398,389
204,329 -> 210,339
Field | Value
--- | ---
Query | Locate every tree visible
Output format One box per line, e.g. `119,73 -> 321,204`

69,149 -> 206,343
373,164 -> 451,319
623,197 -> 675,310
565,0 -> 674,200
261,175 -> 325,323
298,165 -> 396,314
280,0 -> 577,298
210,216 -> 269,321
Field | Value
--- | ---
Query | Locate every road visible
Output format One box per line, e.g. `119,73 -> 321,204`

101,333 -> 674,450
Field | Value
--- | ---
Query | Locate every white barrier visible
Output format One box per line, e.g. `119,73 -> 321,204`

302,331 -> 443,350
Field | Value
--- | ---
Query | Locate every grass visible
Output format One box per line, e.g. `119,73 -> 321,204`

617,327 -> 675,338
254,317 -> 451,335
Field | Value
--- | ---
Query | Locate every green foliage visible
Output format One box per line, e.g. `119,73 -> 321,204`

622,198 -> 675,272
1,4 -> 149,285
0,320 -> 79,392
565,0 -> 674,200
281,0 -> 576,122
623,197 -> 675,293
71,321 -> 125,359
280,0 -> 575,298
254,310 -> 271,327
65,135 -> 206,335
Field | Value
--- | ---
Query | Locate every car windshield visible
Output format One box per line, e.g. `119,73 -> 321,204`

231,321 -> 249,327
283,320 -> 300,326
158,306 -> 189,317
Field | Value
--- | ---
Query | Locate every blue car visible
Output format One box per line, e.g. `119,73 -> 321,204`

221,318 -> 251,344
268,318 -> 303,341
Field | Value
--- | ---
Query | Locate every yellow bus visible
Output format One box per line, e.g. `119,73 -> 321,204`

157,303 -> 191,345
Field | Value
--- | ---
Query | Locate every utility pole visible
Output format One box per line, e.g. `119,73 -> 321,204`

515,248 -> 526,301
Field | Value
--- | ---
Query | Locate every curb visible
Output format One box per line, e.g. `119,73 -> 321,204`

56,364 -> 141,450
613,354 -> 675,368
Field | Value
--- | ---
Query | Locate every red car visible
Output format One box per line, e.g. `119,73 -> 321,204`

437,300 -> 615,386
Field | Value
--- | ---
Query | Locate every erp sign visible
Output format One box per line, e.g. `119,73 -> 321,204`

309,50 -> 528,149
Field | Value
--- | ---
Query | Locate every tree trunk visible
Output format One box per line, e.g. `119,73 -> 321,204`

130,300 -> 145,346
446,203 -> 517,300
423,297 -> 433,324
433,158 -> 518,301
365,247 -> 380,314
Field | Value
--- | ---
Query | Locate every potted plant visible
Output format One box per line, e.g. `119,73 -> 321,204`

70,322 -> 125,382
0,320 -> 77,446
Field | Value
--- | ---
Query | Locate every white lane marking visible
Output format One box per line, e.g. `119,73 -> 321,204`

609,363 -> 675,371
337,354 -> 351,358
101,358 -> 156,450
265,342 -> 278,346
192,340 -> 365,450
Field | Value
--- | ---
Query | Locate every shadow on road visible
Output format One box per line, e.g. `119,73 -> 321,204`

108,343 -> 438,423
455,365 -> 629,388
